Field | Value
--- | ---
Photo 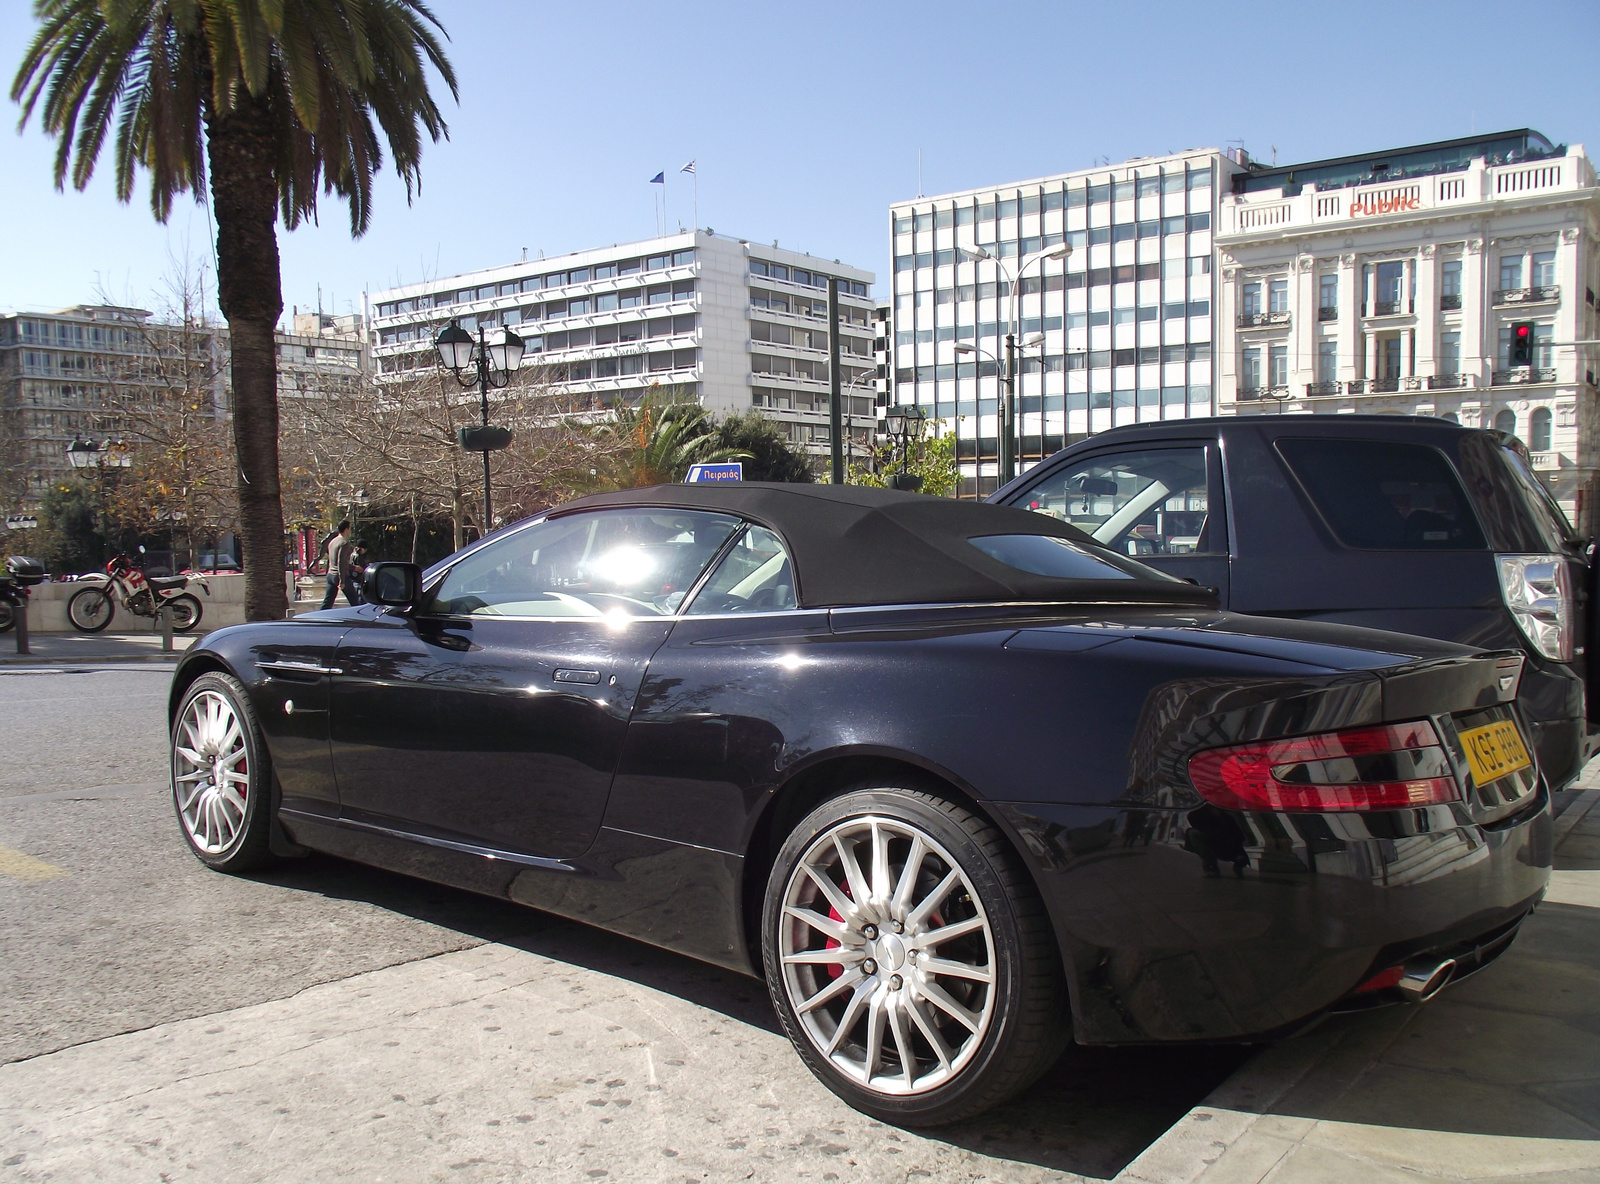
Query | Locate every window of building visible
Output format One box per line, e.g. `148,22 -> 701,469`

672,249 -> 695,267
594,263 -> 618,280
1318,340 -> 1337,383
1269,278 -> 1289,314
1319,274 -> 1338,315
522,277 -> 543,293
1439,331 -> 1461,375
1500,255 -> 1523,291
1189,256 -> 1211,276
1186,212 -> 1211,232
1439,260 -> 1462,308
1242,346 -> 1262,389
1532,250 -> 1556,288
1496,408 -> 1516,436
1277,439 -> 1486,549
646,254 -> 670,271
1531,406 -> 1553,452
1375,261 -> 1405,312
1268,343 -> 1288,387
1241,282 -> 1262,317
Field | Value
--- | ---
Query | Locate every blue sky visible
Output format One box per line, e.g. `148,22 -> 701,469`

3,0 -> 1597,322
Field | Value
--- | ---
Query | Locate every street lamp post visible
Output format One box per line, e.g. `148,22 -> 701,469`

435,320 -> 524,537
65,438 -> 130,566
957,242 -> 1072,485
953,331 -> 1045,489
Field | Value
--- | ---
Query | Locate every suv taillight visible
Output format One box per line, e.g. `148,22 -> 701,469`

1496,554 -> 1573,662
1188,720 -> 1459,812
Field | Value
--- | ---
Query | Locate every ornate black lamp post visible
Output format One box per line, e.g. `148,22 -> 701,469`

435,321 -> 523,536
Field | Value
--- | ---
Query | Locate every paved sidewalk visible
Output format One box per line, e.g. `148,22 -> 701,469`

1118,788 -> 1600,1184
0,630 -> 195,664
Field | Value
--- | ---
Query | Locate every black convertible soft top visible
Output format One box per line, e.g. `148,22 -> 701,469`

554,483 -> 1214,610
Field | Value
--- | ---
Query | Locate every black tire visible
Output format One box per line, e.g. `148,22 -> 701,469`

166,593 -> 203,632
762,786 -> 1068,1126
0,601 -> 13,633
66,586 -> 115,632
170,672 -> 274,873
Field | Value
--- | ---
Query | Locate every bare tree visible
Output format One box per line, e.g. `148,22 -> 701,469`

92,256 -> 236,564
280,360 -> 620,552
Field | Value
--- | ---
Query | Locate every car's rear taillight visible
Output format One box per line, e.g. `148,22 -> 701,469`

1188,720 -> 1460,812
1497,553 -> 1573,661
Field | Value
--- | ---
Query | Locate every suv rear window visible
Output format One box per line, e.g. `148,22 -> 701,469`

1277,439 -> 1486,550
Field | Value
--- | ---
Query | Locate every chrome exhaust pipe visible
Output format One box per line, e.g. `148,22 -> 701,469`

1397,957 -> 1457,1002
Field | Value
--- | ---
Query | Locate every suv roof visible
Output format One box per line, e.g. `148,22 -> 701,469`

1071,414 -> 1476,442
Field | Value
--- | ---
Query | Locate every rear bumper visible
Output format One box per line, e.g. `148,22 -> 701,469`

997,792 -> 1553,1045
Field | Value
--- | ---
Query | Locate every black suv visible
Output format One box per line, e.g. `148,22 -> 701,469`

991,415 -> 1598,788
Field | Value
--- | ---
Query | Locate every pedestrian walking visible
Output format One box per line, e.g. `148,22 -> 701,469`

319,520 -> 354,609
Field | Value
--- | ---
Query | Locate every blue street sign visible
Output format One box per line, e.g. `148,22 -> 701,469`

685,462 -> 744,483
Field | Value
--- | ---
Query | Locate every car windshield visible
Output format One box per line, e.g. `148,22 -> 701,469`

423,508 -> 740,617
968,534 -> 1179,581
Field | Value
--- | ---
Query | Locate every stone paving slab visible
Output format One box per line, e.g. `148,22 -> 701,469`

0,939 -> 1215,1184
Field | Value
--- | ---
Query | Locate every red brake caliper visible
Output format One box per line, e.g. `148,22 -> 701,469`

824,879 -> 850,979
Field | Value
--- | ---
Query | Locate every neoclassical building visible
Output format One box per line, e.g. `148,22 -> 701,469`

1214,130 -> 1600,531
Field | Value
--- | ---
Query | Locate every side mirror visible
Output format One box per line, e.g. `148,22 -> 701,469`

363,561 -> 421,609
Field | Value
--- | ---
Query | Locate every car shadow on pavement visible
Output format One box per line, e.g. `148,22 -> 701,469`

249,849 -> 1248,1179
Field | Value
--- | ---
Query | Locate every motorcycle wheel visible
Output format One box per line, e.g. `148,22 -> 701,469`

67,586 -> 115,633
167,594 -> 203,633
0,601 -> 13,633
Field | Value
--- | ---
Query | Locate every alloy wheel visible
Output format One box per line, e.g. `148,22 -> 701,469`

172,690 -> 250,855
778,815 -> 997,1096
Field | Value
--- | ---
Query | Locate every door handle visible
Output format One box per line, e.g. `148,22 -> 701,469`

553,668 -> 602,684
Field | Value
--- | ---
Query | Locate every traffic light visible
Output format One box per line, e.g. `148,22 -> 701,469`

1510,321 -> 1536,368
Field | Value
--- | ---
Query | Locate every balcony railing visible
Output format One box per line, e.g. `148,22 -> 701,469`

1304,380 -> 1341,396
1529,451 -> 1561,470
1238,385 -> 1290,401
1317,305 -> 1338,322
1237,311 -> 1291,328
1439,293 -> 1462,311
1492,367 -> 1558,386
1370,300 -> 1403,316
1349,377 -> 1423,394
1492,286 -> 1560,306
1427,373 -> 1475,390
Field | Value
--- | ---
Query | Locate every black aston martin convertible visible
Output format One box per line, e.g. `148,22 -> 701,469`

168,484 -> 1551,1125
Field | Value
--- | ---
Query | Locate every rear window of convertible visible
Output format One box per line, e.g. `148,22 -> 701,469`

967,534 -> 1162,580
1276,438 -> 1486,550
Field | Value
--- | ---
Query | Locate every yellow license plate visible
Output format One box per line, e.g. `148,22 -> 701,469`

1458,720 -> 1532,786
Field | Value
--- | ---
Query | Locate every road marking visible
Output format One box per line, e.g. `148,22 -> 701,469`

0,845 -> 69,882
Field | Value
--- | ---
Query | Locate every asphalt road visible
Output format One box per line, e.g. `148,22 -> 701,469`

0,664 -> 1245,1181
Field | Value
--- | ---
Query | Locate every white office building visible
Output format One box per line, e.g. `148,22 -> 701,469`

1214,130 -> 1600,530
369,231 -> 877,460
888,149 -> 1238,496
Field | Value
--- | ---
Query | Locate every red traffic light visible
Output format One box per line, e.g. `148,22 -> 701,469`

1516,325 -> 1531,338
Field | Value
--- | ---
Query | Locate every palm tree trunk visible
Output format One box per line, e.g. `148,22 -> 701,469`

207,92 -> 286,622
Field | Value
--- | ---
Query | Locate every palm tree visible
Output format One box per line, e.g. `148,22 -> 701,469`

596,396 -> 751,488
13,1 -> 457,620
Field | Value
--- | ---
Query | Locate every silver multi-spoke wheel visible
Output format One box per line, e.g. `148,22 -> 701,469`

173,689 -> 250,855
778,814 -> 997,1096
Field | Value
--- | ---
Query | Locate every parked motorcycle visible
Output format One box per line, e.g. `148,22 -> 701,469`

66,549 -> 206,633
0,557 -> 46,633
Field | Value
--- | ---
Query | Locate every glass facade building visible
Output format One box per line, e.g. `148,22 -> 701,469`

888,151 -> 1234,497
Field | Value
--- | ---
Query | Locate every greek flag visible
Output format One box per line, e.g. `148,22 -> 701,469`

680,160 -> 696,174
